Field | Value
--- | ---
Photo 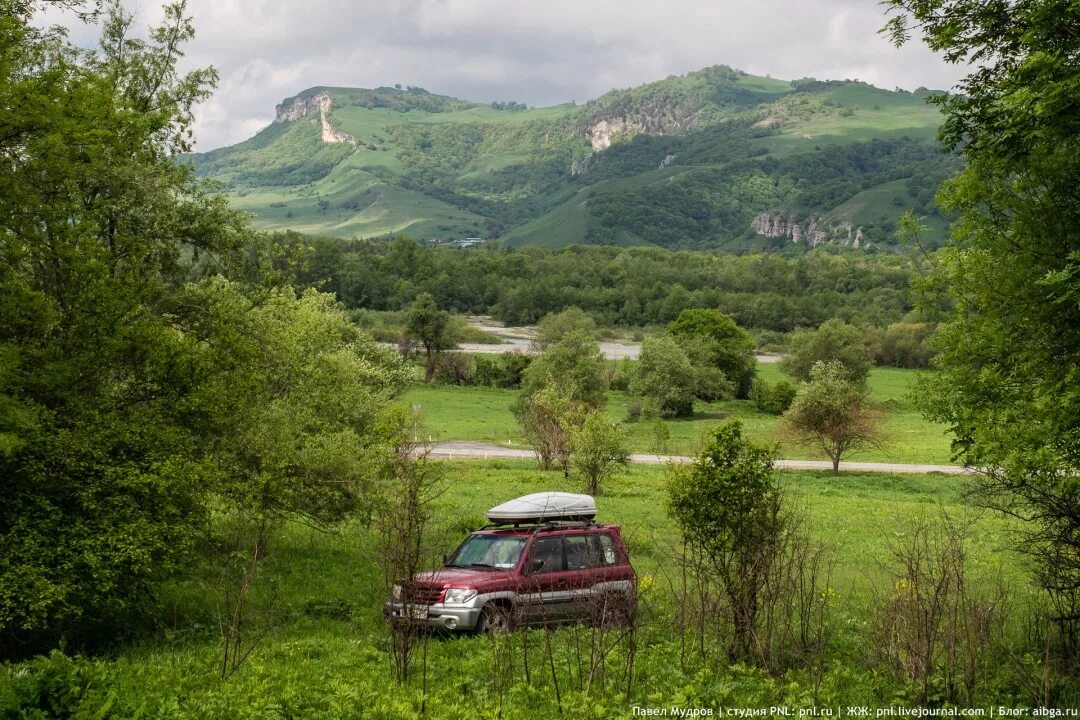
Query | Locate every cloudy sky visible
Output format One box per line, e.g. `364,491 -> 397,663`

46,0 -> 968,151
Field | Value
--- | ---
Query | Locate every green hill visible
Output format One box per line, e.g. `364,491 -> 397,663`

190,69 -> 956,249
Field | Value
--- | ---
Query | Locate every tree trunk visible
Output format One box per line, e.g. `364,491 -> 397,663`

424,347 -> 435,382
831,454 -> 840,476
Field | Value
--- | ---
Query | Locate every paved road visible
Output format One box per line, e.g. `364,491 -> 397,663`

426,440 -> 970,475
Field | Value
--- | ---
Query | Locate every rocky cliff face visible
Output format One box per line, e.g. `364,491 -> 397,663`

274,91 -> 355,145
751,212 -> 865,248
587,118 -> 629,151
583,96 -> 714,151
585,112 -> 707,151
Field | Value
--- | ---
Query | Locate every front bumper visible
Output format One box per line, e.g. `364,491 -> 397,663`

383,600 -> 483,631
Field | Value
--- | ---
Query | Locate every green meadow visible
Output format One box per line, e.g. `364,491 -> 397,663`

4,461 -> 1042,718
405,364 -> 956,465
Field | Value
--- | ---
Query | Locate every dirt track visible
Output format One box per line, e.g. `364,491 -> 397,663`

426,440 -> 970,475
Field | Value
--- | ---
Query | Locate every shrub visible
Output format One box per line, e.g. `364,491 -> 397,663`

779,319 -> 872,384
667,421 -> 835,670
605,358 -> 633,391
533,307 -> 596,352
631,336 -> 697,418
433,352 -> 471,385
472,352 -> 532,388
872,322 -> 936,369
750,378 -> 798,415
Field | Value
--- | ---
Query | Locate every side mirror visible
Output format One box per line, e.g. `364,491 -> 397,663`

528,559 -> 545,575
442,554 -> 449,566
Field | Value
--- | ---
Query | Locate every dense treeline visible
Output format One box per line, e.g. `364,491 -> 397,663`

0,0 -> 412,657
292,235 -> 936,331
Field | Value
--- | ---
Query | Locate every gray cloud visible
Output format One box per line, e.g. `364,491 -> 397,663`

42,0 -> 969,150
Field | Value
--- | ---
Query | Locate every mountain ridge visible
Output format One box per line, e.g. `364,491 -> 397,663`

191,66 -> 956,250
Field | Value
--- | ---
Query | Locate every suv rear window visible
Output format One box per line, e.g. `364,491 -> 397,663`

597,533 -> 618,566
565,534 -> 601,570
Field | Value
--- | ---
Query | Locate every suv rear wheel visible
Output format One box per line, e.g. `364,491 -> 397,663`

476,603 -> 513,633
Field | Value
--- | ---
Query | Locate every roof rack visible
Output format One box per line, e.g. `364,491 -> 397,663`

477,519 -> 598,532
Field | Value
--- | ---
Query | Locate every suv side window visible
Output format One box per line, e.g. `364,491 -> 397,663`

564,534 -> 601,570
596,533 -> 618,566
528,537 -> 564,574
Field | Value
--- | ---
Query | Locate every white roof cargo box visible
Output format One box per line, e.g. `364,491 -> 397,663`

486,492 -> 597,524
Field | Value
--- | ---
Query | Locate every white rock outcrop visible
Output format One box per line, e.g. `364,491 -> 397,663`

750,212 -> 866,248
584,105 -> 703,151
274,91 -> 355,145
587,118 -> 631,151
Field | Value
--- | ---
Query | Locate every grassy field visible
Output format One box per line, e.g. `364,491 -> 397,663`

4,460 -> 1049,718
404,365 -> 956,465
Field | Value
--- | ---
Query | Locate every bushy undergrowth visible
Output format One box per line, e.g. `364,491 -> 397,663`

3,463 -> 1078,717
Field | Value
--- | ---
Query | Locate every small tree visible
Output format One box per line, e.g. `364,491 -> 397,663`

630,336 -> 698,417
405,293 -> 453,382
571,412 -> 631,495
515,384 -> 584,475
533,307 -> 596,352
667,421 -> 782,661
781,360 -> 882,475
520,329 -> 606,408
779,319 -> 872,385
372,411 -> 446,684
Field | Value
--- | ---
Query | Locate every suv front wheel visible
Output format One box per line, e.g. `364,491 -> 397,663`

476,603 -> 513,634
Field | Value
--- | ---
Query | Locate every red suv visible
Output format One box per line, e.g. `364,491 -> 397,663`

385,508 -> 636,633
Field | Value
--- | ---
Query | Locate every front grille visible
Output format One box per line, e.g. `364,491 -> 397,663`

406,585 -> 444,605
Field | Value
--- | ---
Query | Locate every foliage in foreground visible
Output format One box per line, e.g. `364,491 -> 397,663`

887,0 -> 1080,656
0,1 -> 408,655
2,460 -> 1078,717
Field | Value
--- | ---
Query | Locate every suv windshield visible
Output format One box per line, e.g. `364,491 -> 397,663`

447,534 -> 526,570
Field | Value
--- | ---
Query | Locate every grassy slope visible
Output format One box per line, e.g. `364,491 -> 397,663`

753,86 -> 940,157
405,365 -> 955,465
199,95 -> 582,241
12,461 -> 1037,717
196,72 -> 945,246
504,84 -> 944,248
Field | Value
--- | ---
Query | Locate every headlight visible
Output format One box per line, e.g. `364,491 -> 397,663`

392,584 -> 402,601
443,588 -> 478,605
